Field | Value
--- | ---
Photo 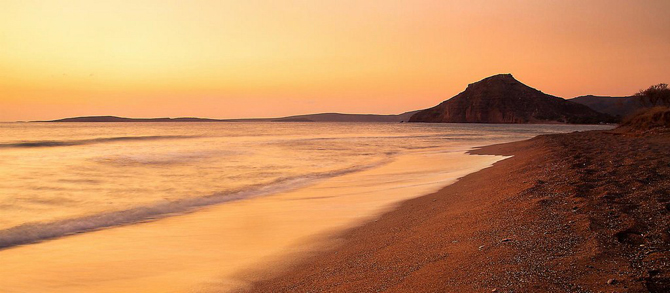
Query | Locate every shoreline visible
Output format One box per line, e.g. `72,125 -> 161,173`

251,130 -> 670,292
0,147 -> 505,293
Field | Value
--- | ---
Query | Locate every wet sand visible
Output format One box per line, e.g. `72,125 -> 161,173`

252,130 -> 670,292
0,151 -> 503,293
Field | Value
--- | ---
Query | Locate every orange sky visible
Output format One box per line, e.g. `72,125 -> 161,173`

1,0 -> 669,121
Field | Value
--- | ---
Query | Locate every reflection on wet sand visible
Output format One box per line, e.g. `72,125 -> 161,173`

0,151 -> 504,293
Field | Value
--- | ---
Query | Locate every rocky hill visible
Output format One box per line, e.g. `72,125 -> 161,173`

409,74 -> 614,124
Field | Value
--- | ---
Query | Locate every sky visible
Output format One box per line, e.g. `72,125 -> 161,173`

1,0 -> 669,121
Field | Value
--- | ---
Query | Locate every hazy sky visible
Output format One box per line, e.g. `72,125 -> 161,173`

2,0 -> 669,121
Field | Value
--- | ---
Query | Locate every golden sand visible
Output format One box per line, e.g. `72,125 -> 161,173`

0,151 -> 504,292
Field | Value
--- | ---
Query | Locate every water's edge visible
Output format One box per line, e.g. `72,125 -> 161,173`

0,159 -> 390,250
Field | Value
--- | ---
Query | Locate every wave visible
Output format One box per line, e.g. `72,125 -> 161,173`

0,159 -> 391,250
0,135 -> 199,149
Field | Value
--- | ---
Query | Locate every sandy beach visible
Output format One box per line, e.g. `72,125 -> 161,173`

252,130 -> 670,292
1,126 -> 667,292
0,148 -> 505,293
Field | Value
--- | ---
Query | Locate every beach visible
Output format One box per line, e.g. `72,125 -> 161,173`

252,130 -> 670,292
0,150 -> 504,293
5,123 -> 608,292
4,1 -> 669,291
4,124 -> 667,292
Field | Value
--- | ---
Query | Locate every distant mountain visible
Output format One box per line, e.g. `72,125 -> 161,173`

409,74 -> 614,124
570,95 -> 639,118
273,112 -> 417,122
40,112 -> 418,123
46,116 -> 224,122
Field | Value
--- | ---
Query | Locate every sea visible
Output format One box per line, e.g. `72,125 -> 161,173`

0,122 -> 611,292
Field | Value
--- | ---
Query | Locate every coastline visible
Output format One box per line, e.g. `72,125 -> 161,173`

251,130 -> 670,292
0,147 -> 505,293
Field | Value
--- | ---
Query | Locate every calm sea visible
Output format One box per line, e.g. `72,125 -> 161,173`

0,122 -> 610,249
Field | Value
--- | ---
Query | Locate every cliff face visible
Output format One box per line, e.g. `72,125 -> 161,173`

409,74 -> 613,124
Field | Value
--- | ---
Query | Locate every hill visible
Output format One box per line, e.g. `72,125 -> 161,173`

272,112 -> 417,122
570,95 -> 639,118
46,116 -> 224,122
40,112 -> 417,123
409,74 -> 614,124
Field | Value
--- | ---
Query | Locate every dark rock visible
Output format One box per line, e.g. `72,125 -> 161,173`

409,74 -> 614,124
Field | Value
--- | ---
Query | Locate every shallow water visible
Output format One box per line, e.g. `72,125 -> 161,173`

0,122 -> 612,291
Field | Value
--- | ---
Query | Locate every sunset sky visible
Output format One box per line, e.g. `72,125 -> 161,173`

2,0 -> 669,121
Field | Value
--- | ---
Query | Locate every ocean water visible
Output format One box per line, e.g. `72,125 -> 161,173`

0,122 -> 615,292
0,122 -> 610,249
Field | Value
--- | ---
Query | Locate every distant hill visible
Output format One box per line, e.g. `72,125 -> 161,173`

273,112 -> 417,122
409,74 -> 614,124
570,95 -> 639,118
40,112 -> 418,123
47,116 -> 225,122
